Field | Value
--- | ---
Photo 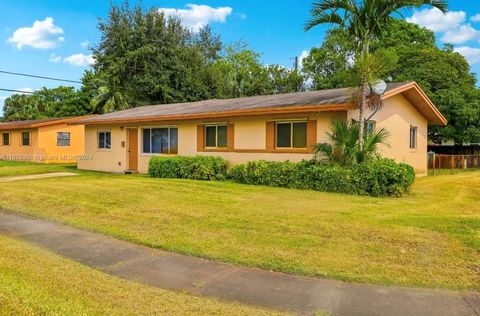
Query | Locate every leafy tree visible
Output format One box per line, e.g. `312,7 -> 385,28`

211,41 -> 305,99
2,87 -> 91,122
89,2 -> 223,112
305,0 -> 447,149
212,42 -> 271,98
2,94 -> 43,121
267,65 -> 305,94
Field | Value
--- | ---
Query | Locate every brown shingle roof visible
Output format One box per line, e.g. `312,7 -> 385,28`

75,82 -> 446,126
0,116 -> 93,130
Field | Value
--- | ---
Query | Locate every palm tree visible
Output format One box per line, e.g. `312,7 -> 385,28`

314,120 -> 389,165
305,0 -> 448,149
90,85 -> 130,114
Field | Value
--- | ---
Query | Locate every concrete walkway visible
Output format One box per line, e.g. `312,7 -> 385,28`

0,211 -> 478,316
0,172 -> 77,182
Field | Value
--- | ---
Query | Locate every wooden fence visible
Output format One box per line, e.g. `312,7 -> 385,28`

428,153 -> 480,170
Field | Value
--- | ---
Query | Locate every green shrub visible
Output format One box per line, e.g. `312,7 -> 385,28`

352,159 -> 415,197
229,160 -> 299,188
148,156 -> 228,181
150,155 -> 415,197
228,158 -> 415,197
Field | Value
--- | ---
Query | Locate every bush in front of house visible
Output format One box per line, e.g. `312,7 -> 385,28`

228,158 -> 414,197
148,155 -> 228,181
352,158 -> 415,197
149,155 -> 415,197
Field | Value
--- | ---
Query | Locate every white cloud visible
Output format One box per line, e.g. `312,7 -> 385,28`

454,46 -> 480,65
49,53 -> 62,63
298,50 -> 309,68
63,53 -> 94,67
7,17 -> 64,49
159,4 -> 233,31
471,14 -> 480,22
17,87 -> 34,94
406,8 -> 465,32
80,40 -> 89,48
441,24 -> 480,44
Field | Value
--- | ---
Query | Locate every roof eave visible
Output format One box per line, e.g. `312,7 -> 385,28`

74,103 -> 354,126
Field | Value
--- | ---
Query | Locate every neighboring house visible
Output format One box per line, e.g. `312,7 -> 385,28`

75,82 -> 446,175
0,117 -> 88,163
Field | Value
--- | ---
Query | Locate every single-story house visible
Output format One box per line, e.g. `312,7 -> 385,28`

75,82 -> 447,175
0,116 -> 88,163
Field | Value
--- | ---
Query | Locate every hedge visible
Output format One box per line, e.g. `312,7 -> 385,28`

228,159 -> 415,197
148,155 -> 228,181
149,155 -> 415,197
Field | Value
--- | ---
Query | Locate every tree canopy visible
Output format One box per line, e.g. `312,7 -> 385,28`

2,87 -> 92,122
87,2 -> 304,113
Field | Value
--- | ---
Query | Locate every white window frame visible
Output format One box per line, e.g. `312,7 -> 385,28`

142,126 -> 178,155
204,124 -> 228,148
98,130 -> 111,150
275,121 -> 308,149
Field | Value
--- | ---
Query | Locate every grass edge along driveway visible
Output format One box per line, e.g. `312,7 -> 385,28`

0,161 -> 478,292
0,234 -> 285,315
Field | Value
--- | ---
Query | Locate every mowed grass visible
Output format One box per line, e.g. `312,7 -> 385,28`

0,235 -> 283,315
0,161 -> 76,177
0,164 -> 479,291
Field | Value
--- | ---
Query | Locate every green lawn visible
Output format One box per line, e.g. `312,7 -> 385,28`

0,161 -> 478,291
0,235 -> 283,315
0,161 -> 76,177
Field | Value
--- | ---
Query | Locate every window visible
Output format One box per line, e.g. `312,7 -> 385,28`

98,130 -> 111,149
57,132 -> 71,147
365,121 -> 376,135
409,126 -> 417,149
351,119 -> 375,135
142,127 -> 178,154
276,121 -> 307,148
205,125 -> 227,148
22,132 -> 30,146
2,133 -> 9,146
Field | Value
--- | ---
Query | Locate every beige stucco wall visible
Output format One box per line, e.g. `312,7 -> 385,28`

79,96 -> 428,176
77,126 -> 127,173
0,129 -> 46,162
347,94 -> 429,175
80,113 -> 346,174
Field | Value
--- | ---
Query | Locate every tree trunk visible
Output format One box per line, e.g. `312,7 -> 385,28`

358,40 -> 370,152
358,87 -> 366,151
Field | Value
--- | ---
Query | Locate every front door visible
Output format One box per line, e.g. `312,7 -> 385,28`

127,128 -> 138,171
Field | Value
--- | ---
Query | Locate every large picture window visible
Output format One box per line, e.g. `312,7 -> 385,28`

205,125 -> 227,148
276,121 -> 307,148
143,127 -> 178,154
21,132 -> 30,146
2,133 -> 9,146
98,130 -> 111,149
409,126 -> 417,149
57,132 -> 71,147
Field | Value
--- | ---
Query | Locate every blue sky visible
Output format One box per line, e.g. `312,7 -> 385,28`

1,1 -> 480,115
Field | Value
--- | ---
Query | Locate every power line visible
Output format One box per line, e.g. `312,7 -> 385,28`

0,70 -> 82,84
0,88 -> 35,94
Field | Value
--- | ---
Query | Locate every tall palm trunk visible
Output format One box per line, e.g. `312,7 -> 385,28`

358,88 -> 366,150
358,39 -> 370,151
